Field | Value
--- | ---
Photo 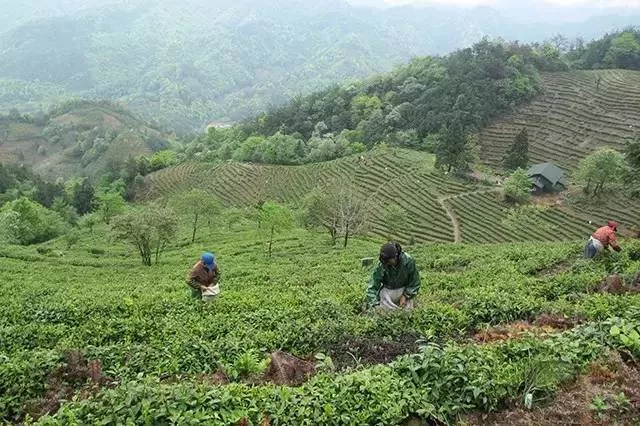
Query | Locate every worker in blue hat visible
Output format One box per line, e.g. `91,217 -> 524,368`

186,252 -> 220,300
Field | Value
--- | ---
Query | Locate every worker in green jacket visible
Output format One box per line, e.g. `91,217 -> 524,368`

366,242 -> 421,311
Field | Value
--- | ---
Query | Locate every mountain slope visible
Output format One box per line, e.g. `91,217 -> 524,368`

0,101 -> 173,179
140,148 -> 640,244
479,70 -> 640,170
1,0 -> 639,132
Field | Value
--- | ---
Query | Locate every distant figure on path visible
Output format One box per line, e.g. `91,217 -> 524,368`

186,252 -> 220,301
366,242 -> 421,311
585,221 -> 622,259
596,75 -> 602,90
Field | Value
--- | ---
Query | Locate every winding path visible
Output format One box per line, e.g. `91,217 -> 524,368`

437,189 -> 502,243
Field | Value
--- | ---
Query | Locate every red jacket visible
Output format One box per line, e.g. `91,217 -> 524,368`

592,226 -> 620,251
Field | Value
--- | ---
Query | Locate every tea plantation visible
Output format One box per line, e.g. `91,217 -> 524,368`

2,221 -> 640,424
141,148 -> 640,245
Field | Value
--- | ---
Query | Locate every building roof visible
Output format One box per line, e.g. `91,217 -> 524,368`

527,162 -> 566,186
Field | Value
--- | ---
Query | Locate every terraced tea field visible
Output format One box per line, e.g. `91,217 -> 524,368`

479,69 -> 640,170
142,148 -> 640,244
2,224 -> 640,424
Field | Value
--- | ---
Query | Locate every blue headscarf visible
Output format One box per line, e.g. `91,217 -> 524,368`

201,252 -> 216,267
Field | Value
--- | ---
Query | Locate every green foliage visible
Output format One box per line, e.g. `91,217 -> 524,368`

382,204 -> 408,242
0,197 -> 66,245
258,202 -> 294,258
1,226 -> 640,423
110,205 -> 178,266
96,192 -> 127,224
435,118 -> 472,174
503,128 -> 529,171
169,189 -> 222,243
72,179 -> 95,215
604,32 -> 640,69
624,139 -> 640,198
220,208 -> 245,232
236,39 -> 541,165
503,169 -> 532,204
51,197 -> 78,225
574,148 -> 626,196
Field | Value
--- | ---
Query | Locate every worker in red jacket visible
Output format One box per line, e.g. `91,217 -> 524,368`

584,221 -> 622,259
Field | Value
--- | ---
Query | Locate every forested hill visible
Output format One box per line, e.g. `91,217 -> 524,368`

1,0 -> 639,133
0,101 -> 174,180
179,30 -> 640,169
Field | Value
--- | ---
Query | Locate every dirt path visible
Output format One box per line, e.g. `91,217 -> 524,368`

437,189 -> 502,244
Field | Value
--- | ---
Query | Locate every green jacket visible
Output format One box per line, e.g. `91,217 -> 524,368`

366,252 -> 421,307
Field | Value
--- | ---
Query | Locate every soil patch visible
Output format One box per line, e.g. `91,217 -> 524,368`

196,370 -> 230,386
598,274 -> 640,295
263,351 -> 316,386
461,353 -> 640,425
327,333 -> 422,369
473,314 -> 583,344
533,313 -> 585,329
25,350 -> 115,420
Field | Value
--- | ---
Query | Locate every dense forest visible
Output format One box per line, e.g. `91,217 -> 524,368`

178,30 -> 640,170
0,0 -> 638,132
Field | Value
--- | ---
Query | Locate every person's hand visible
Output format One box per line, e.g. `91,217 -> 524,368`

399,295 -> 408,307
200,285 -> 209,292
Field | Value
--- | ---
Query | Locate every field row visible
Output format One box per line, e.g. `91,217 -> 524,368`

479,70 -> 640,169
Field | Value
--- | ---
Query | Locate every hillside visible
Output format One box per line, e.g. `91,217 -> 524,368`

1,1 -> 639,132
140,148 -> 640,244
479,70 -> 640,170
0,101 -> 173,179
2,222 -> 640,423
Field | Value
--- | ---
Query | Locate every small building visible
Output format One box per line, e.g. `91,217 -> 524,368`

527,162 -> 566,194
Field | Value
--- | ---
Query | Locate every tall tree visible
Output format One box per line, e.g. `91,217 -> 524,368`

170,189 -> 222,243
503,128 -> 529,171
574,148 -> 626,196
624,139 -> 640,198
111,205 -> 178,266
96,192 -> 127,224
301,185 -> 370,247
503,168 -> 532,204
435,118 -> 471,174
73,179 -> 95,215
259,202 -> 294,258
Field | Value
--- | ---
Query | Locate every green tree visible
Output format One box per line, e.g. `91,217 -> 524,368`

170,189 -> 222,243
624,139 -> 640,197
259,202 -> 294,258
111,205 -> 178,266
304,184 -> 370,248
96,192 -> 127,224
605,32 -> 640,69
503,168 -> 532,204
574,148 -> 626,196
72,179 -> 95,215
0,197 -> 67,245
435,119 -> 471,174
300,188 -> 339,244
503,128 -> 529,171
222,208 -> 244,231
78,213 -> 98,234
51,197 -> 79,225
382,204 -> 407,241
